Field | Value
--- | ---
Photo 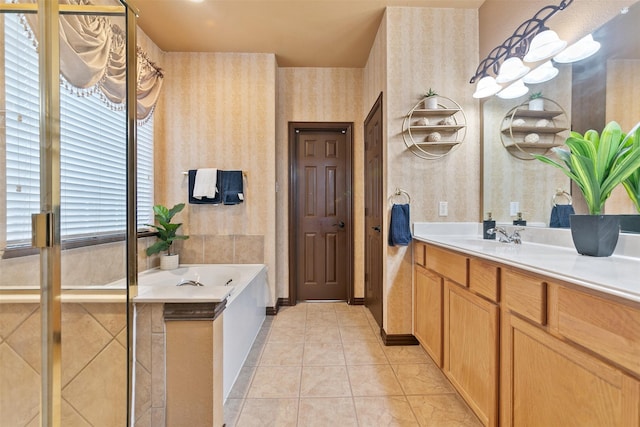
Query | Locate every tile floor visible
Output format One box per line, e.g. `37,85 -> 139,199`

224,302 -> 482,427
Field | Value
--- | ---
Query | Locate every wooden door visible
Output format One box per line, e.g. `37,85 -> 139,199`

290,123 -> 352,302
364,93 -> 384,328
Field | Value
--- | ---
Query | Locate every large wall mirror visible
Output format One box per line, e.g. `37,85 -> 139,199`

481,1 -> 640,230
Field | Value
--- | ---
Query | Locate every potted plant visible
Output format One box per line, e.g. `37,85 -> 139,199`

424,88 -> 438,109
534,121 -> 640,256
145,203 -> 189,269
529,91 -> 544,111
620,128 -> 640,232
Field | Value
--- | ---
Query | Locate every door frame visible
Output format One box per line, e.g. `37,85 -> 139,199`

288,122 -> 354,304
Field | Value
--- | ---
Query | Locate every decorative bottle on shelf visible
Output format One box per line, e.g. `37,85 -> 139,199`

513,212 -> 527,226
483,212 -> 496,240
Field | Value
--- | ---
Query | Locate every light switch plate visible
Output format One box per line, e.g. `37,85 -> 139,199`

439,201 -> 448,217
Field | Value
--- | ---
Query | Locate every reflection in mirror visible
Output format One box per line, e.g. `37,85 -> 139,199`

483,67 -> 572,227
482,2 -> 640,230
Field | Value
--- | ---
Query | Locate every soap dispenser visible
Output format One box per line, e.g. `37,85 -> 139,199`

513,212 -> 527,226
483,212 -> 496,240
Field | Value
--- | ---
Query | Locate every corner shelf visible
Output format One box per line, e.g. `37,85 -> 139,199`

402,95 -> 467,159
500,97 -> 569,160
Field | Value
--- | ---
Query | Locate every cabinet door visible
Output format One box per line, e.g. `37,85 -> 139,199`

501,313 -> 640,427
444,281 -> 499,427
414,266 -> 443,366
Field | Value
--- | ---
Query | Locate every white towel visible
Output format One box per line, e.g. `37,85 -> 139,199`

192,168 -> 218,199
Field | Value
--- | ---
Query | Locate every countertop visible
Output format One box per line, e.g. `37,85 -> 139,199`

413,223 -> 640,304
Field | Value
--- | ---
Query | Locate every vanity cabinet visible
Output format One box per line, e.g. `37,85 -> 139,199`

414,241 -> 640,427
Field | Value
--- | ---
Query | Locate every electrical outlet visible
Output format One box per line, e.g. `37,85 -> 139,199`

510,201 -> 519,216
439,201 -> 448,217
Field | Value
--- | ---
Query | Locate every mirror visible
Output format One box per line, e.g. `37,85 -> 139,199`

482,2 -> 640,229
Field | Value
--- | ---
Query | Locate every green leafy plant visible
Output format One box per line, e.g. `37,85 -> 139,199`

145,203 -> 189,256
425,88 -> 438,97
622,125 -> 640,212
533,121 -> 640,215
529,91 -> 543,100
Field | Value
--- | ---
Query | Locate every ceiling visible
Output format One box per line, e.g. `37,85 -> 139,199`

132,0 -> 484,67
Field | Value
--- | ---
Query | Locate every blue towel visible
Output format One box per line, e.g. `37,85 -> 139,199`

188,169 -> 221,204
549,204 -> 574,228
388,203 -> 412,246
219,170 -> 244,205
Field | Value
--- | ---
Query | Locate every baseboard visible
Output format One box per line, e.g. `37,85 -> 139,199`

351,297 -> 365,305
380,329 -> 419,346
266,297 -> 291,315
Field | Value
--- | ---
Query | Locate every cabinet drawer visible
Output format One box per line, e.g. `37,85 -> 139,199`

503,268 -> 546,325
469,258 -> 499,302
426,245 -> 467,285
414,241 -> 426,267
555,286 -> 640,376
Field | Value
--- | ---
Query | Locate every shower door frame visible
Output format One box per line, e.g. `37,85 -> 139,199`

0,2 -> 139,425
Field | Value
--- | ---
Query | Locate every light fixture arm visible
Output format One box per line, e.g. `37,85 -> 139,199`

470,0 -> 574,84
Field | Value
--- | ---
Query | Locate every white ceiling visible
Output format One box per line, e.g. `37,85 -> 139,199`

132,0 -> 484,67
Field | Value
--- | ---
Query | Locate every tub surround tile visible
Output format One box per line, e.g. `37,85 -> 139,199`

61,399 -> 92,427
116,327 -> 128,347
297,397 -> 358,427
151,303 -> 164,333
133,409 -> 151,427
407,394 -> 482,426
151,408 -> 166,427
393,363 -> 455,395
151,333 -> 166,408
5,309 -> 41,373
234,235 -> 265,264
224,398 -> 245,426
176,234 -> 204,264
135,304 -> 152,371
134,361 -> 152,422
0,344 -> 40,426
0,303 -> 38,341
203,235 -> 236,264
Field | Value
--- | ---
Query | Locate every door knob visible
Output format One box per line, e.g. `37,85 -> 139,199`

372,226 -> 381,232
333,220 -> 345,228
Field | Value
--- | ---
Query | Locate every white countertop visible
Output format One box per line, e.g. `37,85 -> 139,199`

134,283 -> 232,303
413,223 -> 640,304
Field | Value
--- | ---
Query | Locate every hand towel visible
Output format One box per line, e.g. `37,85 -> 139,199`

192,168 -> 217,199
188,170 -> 221,204
549,204 -> 574,228
388,203 -> 412,246
218,170 -> 244,205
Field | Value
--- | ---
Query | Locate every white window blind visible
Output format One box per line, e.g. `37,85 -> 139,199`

4,13 -> 153,245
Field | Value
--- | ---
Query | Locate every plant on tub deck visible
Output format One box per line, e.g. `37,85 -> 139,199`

145,203 -> 189,256
534,121 -> 640,215
622,127 -> 640,212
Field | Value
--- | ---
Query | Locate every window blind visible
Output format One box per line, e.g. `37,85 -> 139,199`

4,13 -> 153,245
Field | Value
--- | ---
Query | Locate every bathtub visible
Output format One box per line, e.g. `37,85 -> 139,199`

134,264 -> 268,402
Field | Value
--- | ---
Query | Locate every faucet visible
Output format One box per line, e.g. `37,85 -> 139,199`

177,279 -> 204,286
487,227 -> 524,244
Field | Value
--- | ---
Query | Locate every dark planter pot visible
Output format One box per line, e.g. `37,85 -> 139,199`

569,215 -> 620,257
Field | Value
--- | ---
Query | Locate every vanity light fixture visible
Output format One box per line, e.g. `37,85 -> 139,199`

553,33 -> 601,63
470,0 -> 574,87
473,76 -> 503,99
523,60 -> 559,84
496,57 -> 530,84
496,79 -> 529,99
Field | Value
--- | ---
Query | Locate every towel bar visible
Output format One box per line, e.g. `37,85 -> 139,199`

388,188 -> 411,205
552,188 -> 572,206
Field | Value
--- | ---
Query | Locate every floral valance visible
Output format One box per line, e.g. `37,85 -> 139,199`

20,0 -> 163,122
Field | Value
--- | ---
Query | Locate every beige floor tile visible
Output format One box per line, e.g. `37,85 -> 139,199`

247,366 -> 302,398
407,394 -> 483,427
268,325 -> 306,343
229,366 -> 256,399
347,365 -> 404,396
392,363 -> 454,395
337,311 -> 371,327
300,366 -> 352,397
339,324 -> 380,342
306,311 -> 338,326
272,312 -> 307,329
303,342 -> 346,366
304,324 -> 341,343
223,398 -> 245,427
297,397 -> 358,427
383,345 -> 430,364
343,340 -> 389,365
260,341 -> 304,366
306,302 -> 342,312
353,396 -> 419,426
236,398 -> 298,427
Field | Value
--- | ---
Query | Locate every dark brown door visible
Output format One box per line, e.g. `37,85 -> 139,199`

290,123 -> 352,302
364,94 -> 383,328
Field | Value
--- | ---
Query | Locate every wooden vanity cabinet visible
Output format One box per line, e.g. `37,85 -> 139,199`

414,264 -> 443,366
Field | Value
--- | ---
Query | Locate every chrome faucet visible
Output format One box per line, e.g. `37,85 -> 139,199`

177,279 -> 204,286
487,227 -> 524,244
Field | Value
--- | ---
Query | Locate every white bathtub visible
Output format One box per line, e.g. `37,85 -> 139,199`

134,264 -> 268,402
